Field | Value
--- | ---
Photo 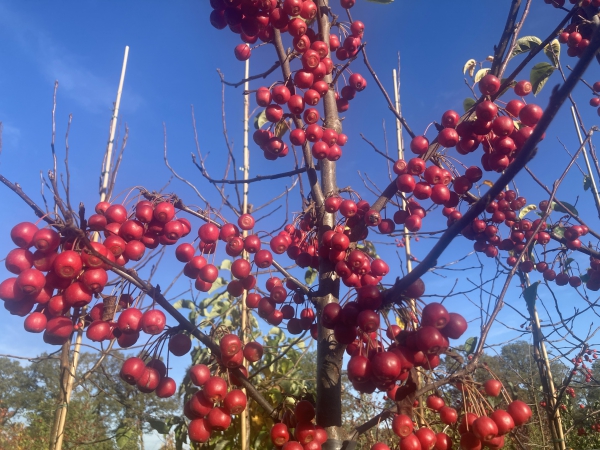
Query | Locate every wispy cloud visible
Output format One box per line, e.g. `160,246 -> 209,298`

0,2 -> 142,114
0,122 -> 21,152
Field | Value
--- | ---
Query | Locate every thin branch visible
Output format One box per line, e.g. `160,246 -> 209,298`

218,62 -> 282,88
197,167 -> 307,185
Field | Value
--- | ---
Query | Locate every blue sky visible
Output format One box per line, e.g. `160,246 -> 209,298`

1,0 -> 600,437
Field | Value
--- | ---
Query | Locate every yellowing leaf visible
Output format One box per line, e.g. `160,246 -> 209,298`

518,204 -> 537,219
474,68 -> 490,83
395,316 -> 405,330
483,180 -> 494,187
463,59 -> 476,76
544,39 -> 560,66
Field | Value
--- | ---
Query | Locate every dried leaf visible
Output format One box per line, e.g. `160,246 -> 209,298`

463,59 -> 476,76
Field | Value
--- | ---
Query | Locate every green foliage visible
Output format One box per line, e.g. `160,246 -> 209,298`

510,36 -> 542,59
0,352 -> 178,450
530,62 -> 555,96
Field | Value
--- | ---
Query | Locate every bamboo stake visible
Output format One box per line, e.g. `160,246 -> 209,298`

393,66 -> 424,426
51,48 -> 129,450
50,327 -> 84,450
240,58 -> 251,450
524,275 -> 565,450
392,68 -> 412,276
570,106 -> 600,218
100,46 -> 129,202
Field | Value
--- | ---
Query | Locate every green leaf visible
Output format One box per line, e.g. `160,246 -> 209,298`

553,200 -> 579,216
463,98 -> 476,113
208,278 -> 228,294
552,225 -> 565,239
544,39 -> 560,66
580,272 -> 591,283
214,441 -> 231,450
523,281 -> 540,309
584,175 -> 592,191
173,299 -> 195,310
530,62 -> 555,96
474,68 -> 490,83
510,36 -> 542,59
219,259 -> 232,270
148,418 -> 171,435
275,119 -> 290,139
464,337 -> 478,355
116,424 -> 136,449
305,268 -> 317,285
518,204 -> 537,220
254,110 -> 268,130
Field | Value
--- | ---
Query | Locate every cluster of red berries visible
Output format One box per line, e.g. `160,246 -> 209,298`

558,22 -> 596,58
410,76 -> 543,174
572,350 -> 597,383
590,81 -> 600,116
210,0 -> 369,162
0,200 -> 189,344
183,364 -> 248,443
269,400 -> 329,449
328,301 -> 467,395
372,394 -> 531,450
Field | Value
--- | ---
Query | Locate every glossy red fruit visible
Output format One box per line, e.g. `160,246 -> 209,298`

204,376 -> 228,402
416,427 -> 437,450
439,406 -> 458,425
190,364 -> 211,386
460,432 -> 482,450
519,104 -> 543,126
271,423 -> 290,447
32,228 -> 60,253
294,400 -> 316,423
440,312 -> 467,339
208,406 -> 232,431
243,341 -> 264,362
472,416 -> 498,441
426,395 -> 445,411
392,414 -> 414,438
421,302 -> 450,329
11,222 -> 38,249
140,309 -> 166,335
400,434 -> 421,450
24,312 -> 48,333
169,333 -> 192,356
136,366 -> 161,393
234,43 -> 251,60
479,74 -> 501,95
156,376 -> 176,398
120,357 -> 146,385
188,418 -> 212,443
434,432 -> 452,450
507,400 -> 532,426
490,409 -> 515,436
484,379 -> 502,397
